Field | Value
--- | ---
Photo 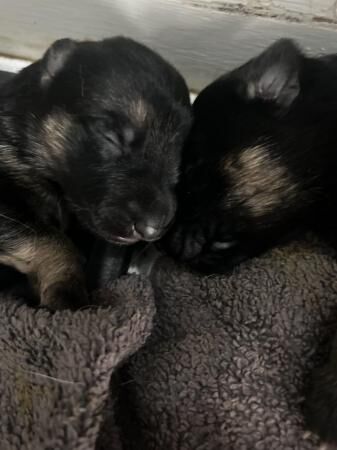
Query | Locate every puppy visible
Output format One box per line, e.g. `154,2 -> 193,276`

162,39 -> 337,444
163,38 -> 337,273
0,37 -> 191,309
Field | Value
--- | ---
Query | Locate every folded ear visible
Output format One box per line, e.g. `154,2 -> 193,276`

237,39 -> 303,110
40,38 -> 77,88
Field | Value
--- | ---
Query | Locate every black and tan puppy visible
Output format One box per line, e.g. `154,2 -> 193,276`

162,39 -> 337,444
163,39 -> 337,273
0,37 -> 191,309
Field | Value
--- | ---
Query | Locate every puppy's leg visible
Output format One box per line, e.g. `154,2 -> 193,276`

0,222 -> 87,309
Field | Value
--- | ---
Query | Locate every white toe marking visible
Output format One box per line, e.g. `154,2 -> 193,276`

127,264 -> 141,275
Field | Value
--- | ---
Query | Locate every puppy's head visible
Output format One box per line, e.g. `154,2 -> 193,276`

28,38 -> 191,244
164,39 -> 326,270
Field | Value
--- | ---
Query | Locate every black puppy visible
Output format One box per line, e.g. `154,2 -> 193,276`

0,37 -> 191,308
163,38 -> 337,273
162,39 -> 337,444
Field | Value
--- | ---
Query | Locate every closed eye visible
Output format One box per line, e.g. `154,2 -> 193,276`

102,130 -> 121,148
81,114 -> 124,154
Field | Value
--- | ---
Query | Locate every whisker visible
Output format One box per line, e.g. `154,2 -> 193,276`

22,369 -> 84,385
0,362 -> 83,385
0,212 -> 35,233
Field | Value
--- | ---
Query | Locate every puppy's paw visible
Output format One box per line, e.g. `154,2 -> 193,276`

161,223 -> 207,260
306,362 -> 337,445
41,278 -> 89,310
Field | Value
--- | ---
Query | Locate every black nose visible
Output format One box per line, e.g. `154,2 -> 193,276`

133,220 -> 165,242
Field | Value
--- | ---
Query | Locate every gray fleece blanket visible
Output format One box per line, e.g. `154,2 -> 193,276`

1,235 -> 337,449
0,277 -> 154,450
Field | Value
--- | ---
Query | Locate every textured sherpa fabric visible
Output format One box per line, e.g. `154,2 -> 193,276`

0,275 -> 155,450
1,235 -> 337,450
118,236 -> 337,450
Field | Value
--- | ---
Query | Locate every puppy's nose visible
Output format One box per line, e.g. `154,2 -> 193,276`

133,221 -> 163,242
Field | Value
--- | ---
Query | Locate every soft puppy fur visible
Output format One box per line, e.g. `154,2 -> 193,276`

162,38 -> 337,444
163,38 -> 337,273
0,36 -> 191,308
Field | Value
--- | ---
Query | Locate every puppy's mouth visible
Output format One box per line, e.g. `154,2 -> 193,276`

107,235 -> 141,245
81,218 -> 142,245
89,215 -> 168,245
103,225 -> 166,245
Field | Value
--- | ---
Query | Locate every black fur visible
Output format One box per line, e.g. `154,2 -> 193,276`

163,39 -> 337,273
0,36 -> 191,308
162,38 -> 337,444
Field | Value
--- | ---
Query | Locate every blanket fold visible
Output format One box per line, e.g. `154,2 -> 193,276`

0,276 -> 155,450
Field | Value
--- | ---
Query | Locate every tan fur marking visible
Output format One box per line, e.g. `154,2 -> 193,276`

0,149 -> 21,168
129,98 -> 148,124
37,111 -> 73,163
0,145 -> 32,184
224,144 -> 298,218
0,235 -> 83,297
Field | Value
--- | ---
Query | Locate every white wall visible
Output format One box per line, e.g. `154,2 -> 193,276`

188,0 -> 337,24
1,0 -> 337,91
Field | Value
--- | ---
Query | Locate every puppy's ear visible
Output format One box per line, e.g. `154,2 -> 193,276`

40,38 -> 77,88
237,39 -> 302,110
